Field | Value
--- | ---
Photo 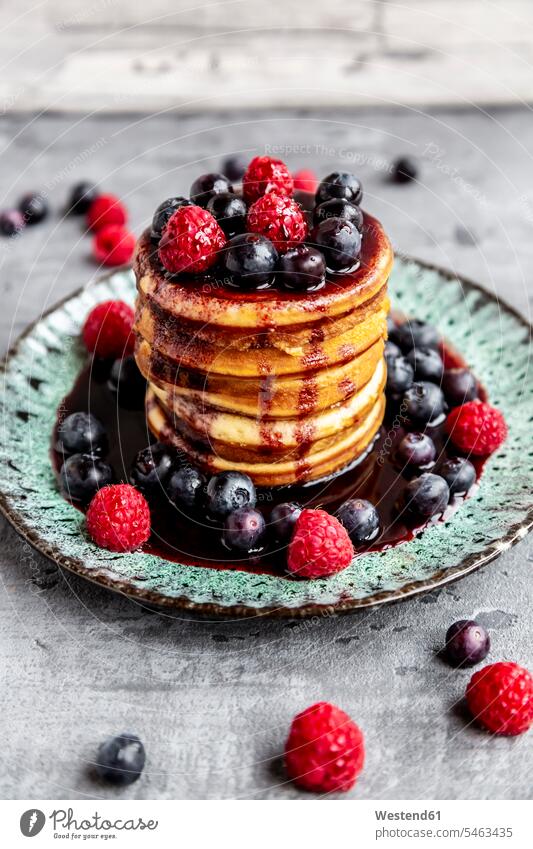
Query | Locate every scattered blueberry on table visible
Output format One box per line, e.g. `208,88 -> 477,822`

445,620 -> 490,667
0,208 -> 24,237
67,181 -> 98,215
94,733 -> 146,786
391,156 -> 418,184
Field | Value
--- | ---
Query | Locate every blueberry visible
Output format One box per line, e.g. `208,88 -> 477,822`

310,217 -> 362,272
56,411 -> 108,456
206,471 -> 256,520
395,432 -> 436,469
278,245 -> 326,291
386,355 -> 414,395
270,502 -> 302,544
19,192 -> 48,225
406,345 -> 444,383
442,368 -> 478,407
222,232 -> 278,288
94,733 -> 146,786
391,156 -> 418,184
401,473 -> 449,518
0,209 -> 24,237
166,464 -> 206,511
67,182 -> 98,215
130,443 -> 174,498
402,381 -> 446,425
223,506 -> 266,552
222,154 -> 247,182
438,457 -> 476,497
190,173 -> 232,208
385,340 -> 401,361
390,319 -> 440,352
107,356 -> 146,409
337,498 -> 380,545
313,198 -> 363,230
315,172 -> 363,206
206,192 -> 247,237
444,619 -> 490,667
60,453 -> 114,503
387,315 -> 397,336
151,196 -> 191,242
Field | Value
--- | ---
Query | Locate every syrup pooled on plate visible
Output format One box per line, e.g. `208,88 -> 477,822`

51,339 -> 486,577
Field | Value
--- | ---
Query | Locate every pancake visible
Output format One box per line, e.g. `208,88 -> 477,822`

135,335 -> 384,418
135,213 -> 393,329
151,357 -> 385,450
146,388 -> 386,487
134,295 -> 389,376
133,202 -> 393,486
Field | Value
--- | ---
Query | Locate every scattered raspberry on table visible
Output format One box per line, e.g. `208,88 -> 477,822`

86,484 -> 151,553
87,193 -> 128,231
466,661 -> 533,736
93,225 -> 135,267
285,701 -> 365,793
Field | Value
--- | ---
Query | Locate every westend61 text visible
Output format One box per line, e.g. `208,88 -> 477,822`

375,810 -> 441,821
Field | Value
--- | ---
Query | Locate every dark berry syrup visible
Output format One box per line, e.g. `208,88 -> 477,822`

51,342 -> 486,577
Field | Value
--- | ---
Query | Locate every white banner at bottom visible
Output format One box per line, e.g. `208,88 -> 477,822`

2,799 -> 531,848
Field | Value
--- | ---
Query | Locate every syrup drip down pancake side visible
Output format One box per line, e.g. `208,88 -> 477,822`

133,212 -> 393,485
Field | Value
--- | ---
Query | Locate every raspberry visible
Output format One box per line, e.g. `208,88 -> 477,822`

92,225 -> 136,267
247,193 -> 308,251
82,300 -> 135,359
285,702 -> 365,793
445,400 -> 507,456
466,662 -> 533,736
86,484 -> 151,552
86,194 -> 127,231
293,168 -> 318,194
158,205 -> 225,275
242,155 -> 293,204
287,509 -> 354,578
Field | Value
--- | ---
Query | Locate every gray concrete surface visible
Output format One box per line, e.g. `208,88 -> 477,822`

0,108 -> 531,799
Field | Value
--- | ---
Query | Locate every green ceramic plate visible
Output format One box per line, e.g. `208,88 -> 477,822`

1,259 -> 532,618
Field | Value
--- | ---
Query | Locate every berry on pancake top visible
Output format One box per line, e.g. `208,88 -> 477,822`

151,159 -> 364,289
242,155 -> 294,204
158,205 -> 226,275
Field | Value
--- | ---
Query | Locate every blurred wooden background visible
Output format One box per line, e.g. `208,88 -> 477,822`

1,0 -> 532,112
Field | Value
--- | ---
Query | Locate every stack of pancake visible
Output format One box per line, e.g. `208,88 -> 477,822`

133,212 -> 393,487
